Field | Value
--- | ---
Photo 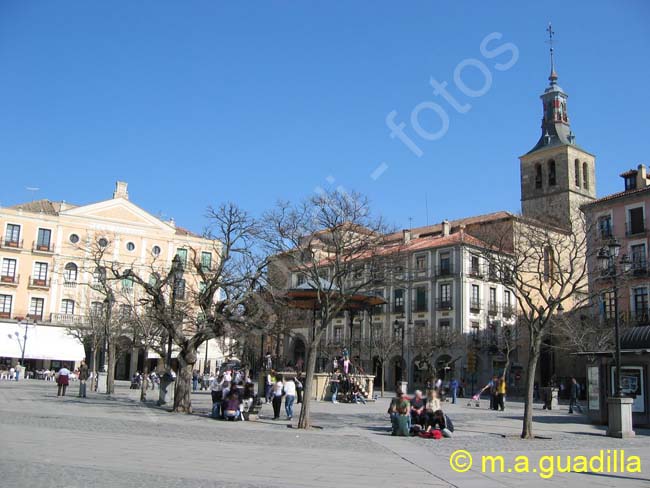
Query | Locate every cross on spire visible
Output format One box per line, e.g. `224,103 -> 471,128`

546,23 -> 558,83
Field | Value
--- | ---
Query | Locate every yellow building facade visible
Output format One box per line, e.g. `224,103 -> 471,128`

0,181 -> 224,378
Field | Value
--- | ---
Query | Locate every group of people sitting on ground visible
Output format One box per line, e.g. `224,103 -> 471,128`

329,369 -> 368,404
209,370 -> 258,421
388,388 -> 454,438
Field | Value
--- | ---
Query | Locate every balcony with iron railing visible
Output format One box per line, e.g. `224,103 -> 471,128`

631,260 -> 648,276
488,301 -> 499,316
502,304 -> 515,318
32,241 -> 54,254
49,313 -> 85,325
626,220 -> 647,237
598,226 -> 614,241
0,274 -> 19,286
468,263 -> 485,279
469,299 -> 482,313
630,310 -> 650,326
1,237 -> 23,250
435,263 -> 456,278
28,275 -> 51,289
436,298 -> 453,311
412,298 -> 428,313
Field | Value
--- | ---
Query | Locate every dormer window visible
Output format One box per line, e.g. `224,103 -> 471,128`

625,175 -> 637,191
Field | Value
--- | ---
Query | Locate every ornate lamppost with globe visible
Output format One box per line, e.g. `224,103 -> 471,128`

597,238 -> 635,438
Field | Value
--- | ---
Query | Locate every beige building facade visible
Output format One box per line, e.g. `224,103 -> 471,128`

0,181 -> 225,378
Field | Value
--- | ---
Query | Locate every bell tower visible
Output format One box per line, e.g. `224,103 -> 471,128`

520,24 -> 596,230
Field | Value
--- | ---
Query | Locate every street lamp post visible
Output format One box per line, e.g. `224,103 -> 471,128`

393,319 -> 405,382
597,238 -> 635,438
159,254 -> 184,406
166,254 -> 184,369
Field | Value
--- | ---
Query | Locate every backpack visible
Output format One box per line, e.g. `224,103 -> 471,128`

445,414 -> 455,432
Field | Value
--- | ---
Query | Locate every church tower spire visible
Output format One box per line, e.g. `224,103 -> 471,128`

519,25 -> 596,230
527,23 -> 575,154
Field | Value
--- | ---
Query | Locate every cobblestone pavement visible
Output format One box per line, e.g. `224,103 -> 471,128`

0,381 -> 649,487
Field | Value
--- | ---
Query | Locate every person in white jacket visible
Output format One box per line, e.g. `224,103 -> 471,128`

283,377 -> 297,420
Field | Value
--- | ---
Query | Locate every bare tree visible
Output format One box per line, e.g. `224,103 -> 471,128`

109,203 -> 270,413
126,300 -> 166,402
364,325 -> 400,397
262,190 -> 394,428
476,215 -> 589,439
66,311 -> 104,390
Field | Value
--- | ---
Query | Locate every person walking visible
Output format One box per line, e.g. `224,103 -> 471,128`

449,378 -> 459,404
330,369 -> 340,404
210,373 -> 225,418
283,376 -> 296,420
192,370 -> 199,391
270,380 -> 284,420
78,360 -> 89,398
56,366 -> 70,396
295,374 -> 304,404
496,376 -> 506,411
265,370 -> 275,404
568,377 -> 582,414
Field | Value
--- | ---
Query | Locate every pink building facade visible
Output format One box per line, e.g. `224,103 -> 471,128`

584,164 -> 650,324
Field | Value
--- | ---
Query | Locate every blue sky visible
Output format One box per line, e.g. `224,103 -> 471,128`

1,1 -> 649,233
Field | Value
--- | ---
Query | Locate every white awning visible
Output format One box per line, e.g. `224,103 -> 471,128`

0,323 -> 86,361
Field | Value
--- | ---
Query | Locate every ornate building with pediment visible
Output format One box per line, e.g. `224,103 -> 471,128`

0,181 -> 223,379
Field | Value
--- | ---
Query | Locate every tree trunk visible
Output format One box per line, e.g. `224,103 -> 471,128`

91,346 -> 98,392
298,337 -> 319,429
521,336 -> 542,439
140,346 -> 149,402
107,340 -> 116,395
173,345 -> 197,413
381,361 -> 385,398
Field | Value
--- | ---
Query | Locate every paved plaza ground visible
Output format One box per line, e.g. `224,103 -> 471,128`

0,380 -> 649,487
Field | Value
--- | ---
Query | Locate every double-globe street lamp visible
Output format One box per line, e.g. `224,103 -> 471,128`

597,238 -> 636,438
7,317 -> 33,379
596,238 -> 631,398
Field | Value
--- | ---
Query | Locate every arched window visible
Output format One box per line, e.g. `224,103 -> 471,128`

574,159 -> 580,187
582,162 -> 589,189
535,163 -> 542,189
64,262 -> 78,282
60,299 -> 75,315
90,301 -> 104,317
548,160 -> 556,186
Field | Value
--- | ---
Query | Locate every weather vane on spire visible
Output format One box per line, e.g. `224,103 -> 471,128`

546,23 -> 557,83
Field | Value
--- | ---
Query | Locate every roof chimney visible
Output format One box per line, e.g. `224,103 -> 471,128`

403,229 -> 411,244
441,220 -> 451,237
637,164 -> 649,189
113,181 -> 129,200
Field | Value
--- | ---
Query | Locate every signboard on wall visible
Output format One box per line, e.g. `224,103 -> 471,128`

610,366 -> 645,413
588,366 -> 600,411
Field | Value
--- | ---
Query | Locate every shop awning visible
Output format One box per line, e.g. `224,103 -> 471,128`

0,323 -> 86,361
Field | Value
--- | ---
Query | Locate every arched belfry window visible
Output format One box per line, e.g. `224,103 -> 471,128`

582,162 -> 589,190
535,163 -> 542,189
548,160 -> 556,186
574,159 -> 580,188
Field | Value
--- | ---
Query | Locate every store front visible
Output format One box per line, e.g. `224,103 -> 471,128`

0,322 -> 86,375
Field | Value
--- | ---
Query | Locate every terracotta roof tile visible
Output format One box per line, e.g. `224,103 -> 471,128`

582,186 -> 650,208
